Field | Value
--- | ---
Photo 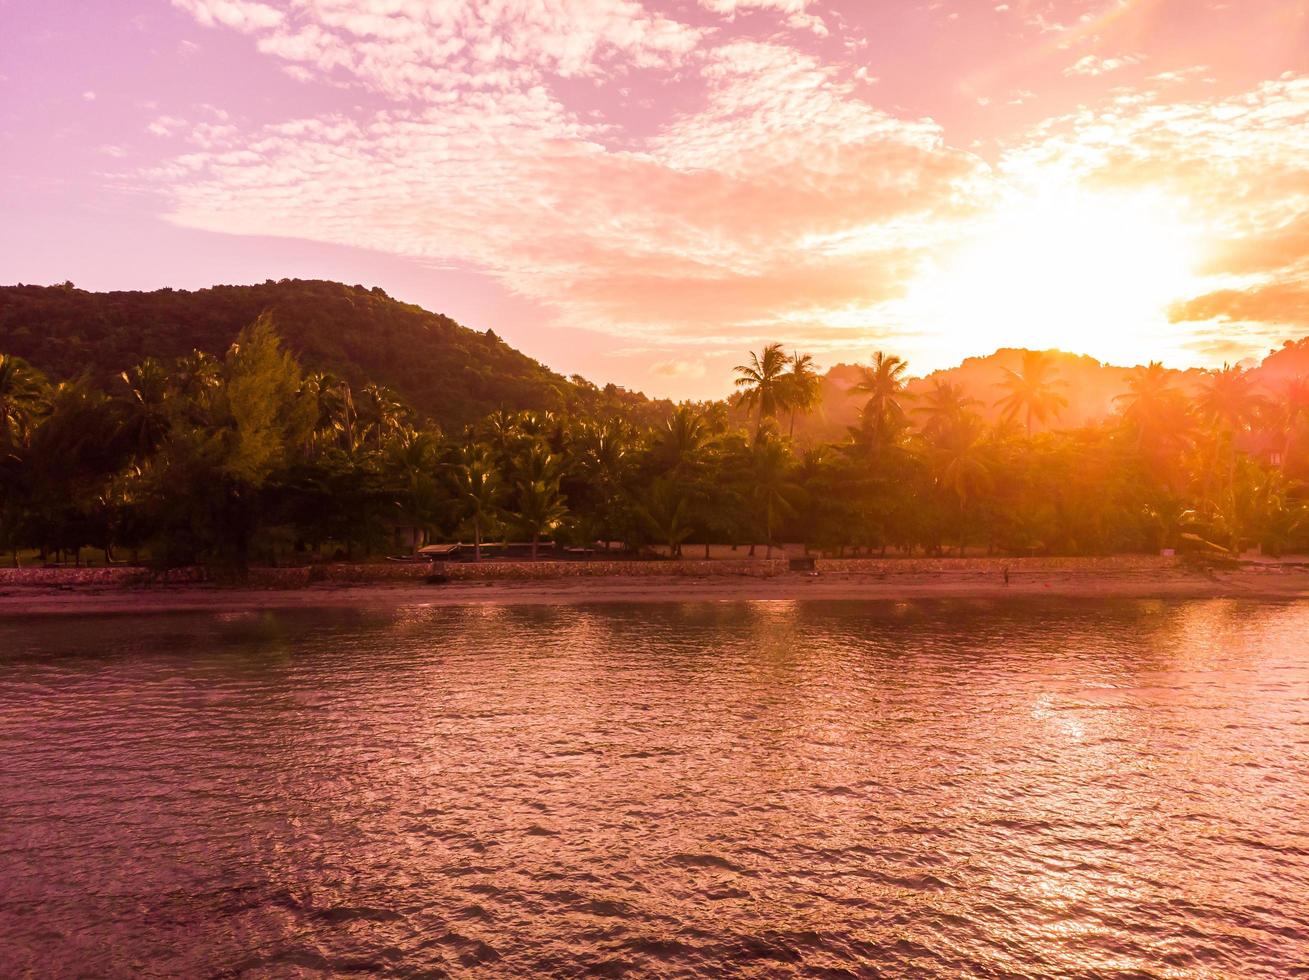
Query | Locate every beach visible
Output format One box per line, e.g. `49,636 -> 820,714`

2,562 -> 1307,616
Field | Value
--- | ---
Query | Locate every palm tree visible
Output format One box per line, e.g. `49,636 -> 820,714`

849,351 -> 912,452
931,413 -> 992,554
995,350 -> 1068,436
749,437 -> 803,558
0,354 -> 47,567
915,379 -> 977,443
174,349 -> 222,406
733,343 -> 790,437
451,444 -> 501,561
359,383 -> 407,452
636,476 -> 694,557
655,404 -> 713,475
1114,361 -> 1194,488
117,358 -> 171,461
1270,376 -> 1308,473
513,442 -> 567,559
1197,363 -> 1267,521
0,353 -> 48,446
783,351 -> 821,439
1116,362 -> 1174,425
313,375 -> 361,453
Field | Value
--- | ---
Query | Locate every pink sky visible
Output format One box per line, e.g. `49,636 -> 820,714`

2,0 -> 1307,399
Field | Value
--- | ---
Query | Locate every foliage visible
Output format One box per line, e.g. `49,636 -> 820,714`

2,321 -> 1308,570
0,279 -> 671,429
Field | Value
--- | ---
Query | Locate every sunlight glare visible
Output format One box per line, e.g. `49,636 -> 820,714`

906,185 -> 1203,366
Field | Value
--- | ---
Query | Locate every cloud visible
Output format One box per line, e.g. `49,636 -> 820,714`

1003,73 -> 1309,348
173,0 -> 284,32
650,358 -> 708,378
1171,283 -> 1309,329
146,114 -> 188,137
173,0 -> 705,102
149,11 -> 989,351
153,1 -> 1309,377
1064,54 -> 1143,77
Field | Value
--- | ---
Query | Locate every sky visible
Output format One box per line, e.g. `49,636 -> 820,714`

2,0 -> 1307,399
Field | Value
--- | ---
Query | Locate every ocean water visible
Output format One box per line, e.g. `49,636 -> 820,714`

2,598 -> 1307,976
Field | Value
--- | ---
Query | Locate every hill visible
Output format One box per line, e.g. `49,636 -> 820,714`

792,342 -> 1307,443
0,279 -> 664,428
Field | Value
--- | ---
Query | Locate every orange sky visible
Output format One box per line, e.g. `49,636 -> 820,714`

2,0 -> 1307,397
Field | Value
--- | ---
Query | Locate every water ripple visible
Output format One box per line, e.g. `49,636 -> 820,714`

1,597 -> 1307,976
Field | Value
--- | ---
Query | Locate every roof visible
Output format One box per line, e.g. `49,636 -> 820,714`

417,543 -> 461,556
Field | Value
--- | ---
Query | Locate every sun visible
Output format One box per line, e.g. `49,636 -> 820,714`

905,183 -> 1205,367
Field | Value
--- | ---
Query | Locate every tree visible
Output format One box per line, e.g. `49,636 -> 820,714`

0,354 -> 47,446
513,442 -> 568,559
995,350 -> 1068,436
849,351 -> 912,455
733,343 -> 790,437
931,413 -> 992,554
915,379 -> 977,442
359,383 -> 408,452
384,427 -> 443,540
749,437 -> 803,558
152,316 -> 315,572
1271,376 -> 1309,476
654,404 -> 713,476
21,379 -> 128,562
116,358 -> 171,462
635,476 -> 694,557
783,351 -> 821,439
1196,363 -> 1268,548
451,444 -> 501,561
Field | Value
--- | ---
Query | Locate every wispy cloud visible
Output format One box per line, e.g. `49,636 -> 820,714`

120,1 -> 1309,385
1064,53 -> 1143,77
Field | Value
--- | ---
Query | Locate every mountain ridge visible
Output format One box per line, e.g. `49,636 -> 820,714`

0,278 -> 666,428
3,278 -> 1306,436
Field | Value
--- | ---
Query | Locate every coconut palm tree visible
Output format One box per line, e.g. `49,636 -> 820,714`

513,442 -> 567,559
1269,376 -> 1309,474
655,404 -> 713,475
451,444 -> 502,561
1115,361 -> 1194,488
931,413 -> 992,554
116,358 -> 171,462
995,350 -> 1068,436
0,353 -> 48,446
915,379 -> 978,443
749,437 -> 803,558
1196,363 -> 1268,521
733,343 -> 790,437
783,351 -> 821,439
359,383 -> 408,452
849,351 -> 912,453
636,476 -> 694,557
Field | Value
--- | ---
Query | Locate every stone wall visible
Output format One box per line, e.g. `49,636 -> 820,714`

433,559 -> 787,581
813,555 -> 1182,575
0,554 -> 1179,591
0,559 -> 788,590
0,566 -> 208,588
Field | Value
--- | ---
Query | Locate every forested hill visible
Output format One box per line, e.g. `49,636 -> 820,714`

0,279 -> 662,427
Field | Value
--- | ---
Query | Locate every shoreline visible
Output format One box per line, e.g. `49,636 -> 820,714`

2,566 -> 1307,617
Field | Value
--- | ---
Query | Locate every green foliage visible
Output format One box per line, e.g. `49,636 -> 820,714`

2,320 -> 1308,570
0,279 -> 671,429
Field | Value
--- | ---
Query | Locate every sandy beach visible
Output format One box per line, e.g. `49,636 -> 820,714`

2,564 -> 1307,617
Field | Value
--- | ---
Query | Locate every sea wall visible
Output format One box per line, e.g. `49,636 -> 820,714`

0,554 -> 1181,591
0,566 -> 208,588
813,555 -> 1182,574
433,559 -> 788,581
237,559 -> 790,586
0,559 -> 788,589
